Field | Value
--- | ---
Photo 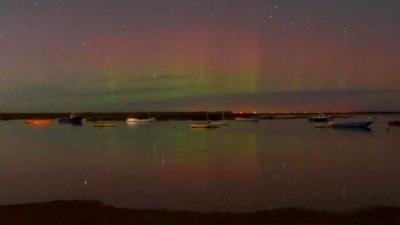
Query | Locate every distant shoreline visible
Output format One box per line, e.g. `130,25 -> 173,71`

0,111 -> 399,121
0,200 -> 399,225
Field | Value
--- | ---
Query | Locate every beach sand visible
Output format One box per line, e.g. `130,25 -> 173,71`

0,201 -> 399,225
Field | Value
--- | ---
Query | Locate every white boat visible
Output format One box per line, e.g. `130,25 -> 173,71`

234,117 -> 259,122
191,122 -> 219,129
126,117 -> 156,123
191,112 -> 219,129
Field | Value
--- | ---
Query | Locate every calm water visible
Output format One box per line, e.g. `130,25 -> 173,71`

0,117 -> 400,212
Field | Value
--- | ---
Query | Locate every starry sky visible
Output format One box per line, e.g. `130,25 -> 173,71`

0,0 -> 399,112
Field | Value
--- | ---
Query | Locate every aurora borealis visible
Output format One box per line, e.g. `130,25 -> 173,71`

0,0 -> 399,112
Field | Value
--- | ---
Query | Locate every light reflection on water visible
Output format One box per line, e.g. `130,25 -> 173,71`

0,117 -> 399,212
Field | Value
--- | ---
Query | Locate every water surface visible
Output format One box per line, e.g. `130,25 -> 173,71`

0,117 -> 399,212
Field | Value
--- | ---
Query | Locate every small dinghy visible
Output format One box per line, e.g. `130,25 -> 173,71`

26,120 -> 53,126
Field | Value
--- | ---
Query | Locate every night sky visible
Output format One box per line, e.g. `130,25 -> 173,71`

1,0 -> 399,112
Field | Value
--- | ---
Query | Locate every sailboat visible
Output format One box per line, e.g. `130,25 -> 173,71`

191,123 -> 219,129
190,112 -> 219,129
211,112 -> 229,126
308,114 -> 332,123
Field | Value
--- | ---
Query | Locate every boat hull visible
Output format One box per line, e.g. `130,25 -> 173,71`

332,121 -> 373,129
191,123 -> 219,129
126,118 -> 156,123
70,116 -> 83,125
308,115 -> 332,123
58,116 -> 83,125
26,120 -> 53,126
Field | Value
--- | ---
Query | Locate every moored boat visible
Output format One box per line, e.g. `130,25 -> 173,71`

191,122 -> 219,129
308,114 -> 332,123
126,117 -> 156,123
191,112 -> 219,129
70,116 -> 83,125
212,112 -> 229,126
26,120 -> 53,126
58,115 -> 83,125
331,120 -> 373,129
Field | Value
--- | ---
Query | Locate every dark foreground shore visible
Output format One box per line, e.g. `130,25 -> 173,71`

0,201 -> 399,225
